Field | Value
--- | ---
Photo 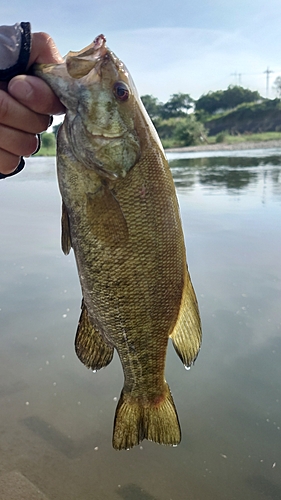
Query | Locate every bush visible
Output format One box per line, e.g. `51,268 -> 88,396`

155,115 -> 206,147
216,131 -> 228,143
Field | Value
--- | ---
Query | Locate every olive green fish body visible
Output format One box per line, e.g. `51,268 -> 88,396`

34,35 -> 202,450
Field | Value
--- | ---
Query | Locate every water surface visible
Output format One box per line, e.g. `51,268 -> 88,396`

0,152 -> 280,499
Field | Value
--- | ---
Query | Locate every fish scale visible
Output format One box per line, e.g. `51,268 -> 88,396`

33,34 -> 202,450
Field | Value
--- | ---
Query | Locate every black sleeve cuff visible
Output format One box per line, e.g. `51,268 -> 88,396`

0,22 -> 31,81
0,22 -> 32,179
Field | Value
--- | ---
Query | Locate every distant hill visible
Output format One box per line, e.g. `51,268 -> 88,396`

204,99 -> 281,136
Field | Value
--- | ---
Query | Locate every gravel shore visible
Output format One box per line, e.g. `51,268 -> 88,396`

165,139 -> 281,153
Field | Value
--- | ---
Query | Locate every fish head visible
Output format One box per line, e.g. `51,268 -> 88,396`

33,34 -> 145,179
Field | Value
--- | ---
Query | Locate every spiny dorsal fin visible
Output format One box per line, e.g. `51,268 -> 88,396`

61,201 -> 72,255
75,300 -> 114,371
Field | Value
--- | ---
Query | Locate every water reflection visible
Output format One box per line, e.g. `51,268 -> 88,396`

169,153 -> 281,195
0,154 -> 280,500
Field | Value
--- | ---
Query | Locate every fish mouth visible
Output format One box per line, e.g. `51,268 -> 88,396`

65,34 -> 108,79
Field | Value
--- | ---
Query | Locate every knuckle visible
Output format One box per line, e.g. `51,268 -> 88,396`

22,134 -> 39,156
37,116 -> 50,134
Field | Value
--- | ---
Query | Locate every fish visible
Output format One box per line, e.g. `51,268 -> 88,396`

33,34 -> 202,450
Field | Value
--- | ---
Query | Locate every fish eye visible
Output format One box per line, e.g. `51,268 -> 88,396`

113,81 -> 130,101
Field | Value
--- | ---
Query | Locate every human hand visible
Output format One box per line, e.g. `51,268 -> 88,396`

0,31 -> 65,176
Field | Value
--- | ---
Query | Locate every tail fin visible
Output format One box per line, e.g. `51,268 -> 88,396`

112,382 -> 181,450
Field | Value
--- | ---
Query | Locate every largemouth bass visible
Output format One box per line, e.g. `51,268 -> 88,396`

34,34 -> 202,450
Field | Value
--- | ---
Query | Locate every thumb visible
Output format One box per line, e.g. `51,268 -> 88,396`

8,31 -> 65,116
28,32 -> 64,66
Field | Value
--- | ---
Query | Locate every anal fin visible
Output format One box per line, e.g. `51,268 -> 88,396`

169,268 -> 202,368
75,301 -> 114,371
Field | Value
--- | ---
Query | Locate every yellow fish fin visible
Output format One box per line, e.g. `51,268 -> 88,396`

75,301 -> 114,371
86,185 -> 128,247
61,201 -> 72,255
169,268 -> 202,368
112,382 -> 181,450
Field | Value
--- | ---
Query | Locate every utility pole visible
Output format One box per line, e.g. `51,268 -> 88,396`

264,67 -> 273,97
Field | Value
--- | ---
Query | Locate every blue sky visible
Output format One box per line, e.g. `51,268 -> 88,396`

3,0 -> 281,102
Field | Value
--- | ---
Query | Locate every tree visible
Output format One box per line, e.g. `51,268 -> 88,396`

273,76 -> 281,98
141,95 -> 162,121
195,86 -> 262,115
160,93 -> 193,119
52,123 -> 63,136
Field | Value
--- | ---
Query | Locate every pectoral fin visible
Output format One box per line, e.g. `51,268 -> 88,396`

169,268 -> 202,368
61,202 -> 72,255
75,301 -> 114,371
86,185 -> 128,247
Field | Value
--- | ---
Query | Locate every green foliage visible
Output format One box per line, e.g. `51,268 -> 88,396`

141,93 -> 194,120
153,116 -> 206,148
173,115 -> 205,146
273,76 -> 281,98
41,131 -> 56,148
215,131 -> 228,143
52,123 -> 63,136
160,93 -> 193,119
195,86 -> 262,115
141,95 -> 161,121
141,93 -> 205,147
34,131 -> 56,156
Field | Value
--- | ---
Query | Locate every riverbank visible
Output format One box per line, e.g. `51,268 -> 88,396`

37,137 -> 281,157
165,139 -> 281,153
165,138 -> 281,153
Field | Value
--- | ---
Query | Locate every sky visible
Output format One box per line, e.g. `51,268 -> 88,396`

3,0 -> 281,103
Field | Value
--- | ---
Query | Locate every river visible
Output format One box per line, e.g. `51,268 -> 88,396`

0,150 -> 280,500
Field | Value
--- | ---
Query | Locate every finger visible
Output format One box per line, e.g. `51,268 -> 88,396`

8,75 -> 65,115
28,32 -> 64,66
0,149 -> 22,175
0,124 -> 39,157
0,89 -> 50,133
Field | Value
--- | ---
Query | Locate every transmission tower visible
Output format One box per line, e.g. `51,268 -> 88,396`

264,67 -> 273,97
